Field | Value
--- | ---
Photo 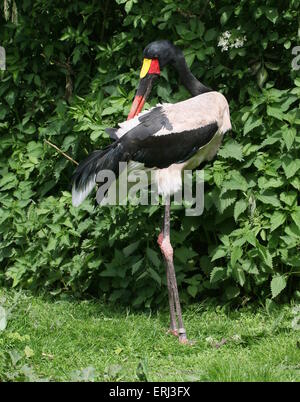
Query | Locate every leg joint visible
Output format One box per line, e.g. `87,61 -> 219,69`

160,237 -> 173,259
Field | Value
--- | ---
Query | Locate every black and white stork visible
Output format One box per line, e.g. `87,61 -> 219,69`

72,40 -> 231,344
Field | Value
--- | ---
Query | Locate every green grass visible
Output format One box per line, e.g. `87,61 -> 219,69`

0,288 -> 299,382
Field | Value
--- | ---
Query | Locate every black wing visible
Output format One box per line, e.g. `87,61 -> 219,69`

107,105 -> 218,169
121,116 -> 218,169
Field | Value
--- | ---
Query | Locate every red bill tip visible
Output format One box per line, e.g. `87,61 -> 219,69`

127,95 -> 145,120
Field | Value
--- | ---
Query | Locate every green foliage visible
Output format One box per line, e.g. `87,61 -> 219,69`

0,306 -> 7,331
1,289 -> 299,382
0,0 -> 299,307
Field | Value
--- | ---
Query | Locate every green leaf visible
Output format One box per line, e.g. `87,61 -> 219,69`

264,8 -> 278,23
132,259 -> 144,275
220,10 -> 232,25
258,177 -> 284,190
282,127 -> 296,150
44,44 -> 53,59
218,140 -> 243,161
123,240 -> 140,257
148,268 -> 161,286
271,276 -> 287,298
258,245 -> 273,268
243,116 -> 263,135
265,298 -> 277,314
291,209 -> 300,229
225,284 -> 240,300
0,173 -> 18,191
210,267 -> 226,283
146,247 -> 160,268
222,171 -> 248,193
125,0 -> 133,13
215,191 -> 237,213
34,75 -> 41,87
257,194 -> 281,208
245,230 -> 256,246
282,157 -> 300,179
231,246 -> 242,268
90,131 -> 102,142
101,106 -> 117,116
211,247 -> 226,262
5,91 -> 15,107
184,53 -> 195,68
267,105 -> 284,121
234,200 -> 248,221
157,85 -> 171,100
187,285 -> 198,298
270,211 -> 286,232
204,28 -> 217,41
233,266 -> 246,287
175,246 -> 197,263
265,62 -> 280,71
290,176 -> 300,191
259,135 -> 281,149
196,49 -> 206,61
73,47 -> 81,64
213,170 -> 223,186
281,96 -> 298,112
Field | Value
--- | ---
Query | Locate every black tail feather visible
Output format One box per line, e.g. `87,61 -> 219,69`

71,142 -> 125,206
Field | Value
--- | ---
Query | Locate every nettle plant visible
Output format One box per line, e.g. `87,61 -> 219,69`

0,0 -> 299,308
203,80 -> 300,301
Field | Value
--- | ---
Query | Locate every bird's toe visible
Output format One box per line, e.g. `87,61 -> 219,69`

166,328 -> 179,337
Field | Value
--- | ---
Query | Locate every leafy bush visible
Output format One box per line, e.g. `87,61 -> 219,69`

0,0 -> 299,307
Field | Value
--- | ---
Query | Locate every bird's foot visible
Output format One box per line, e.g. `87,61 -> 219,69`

178,335 -> 196,346
178,328 -> 195,345
166,328 -> 178,337
179,338 -> 195,346
178,332 -> 188,344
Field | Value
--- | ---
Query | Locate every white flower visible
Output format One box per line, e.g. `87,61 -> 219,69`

233,35 -> 247,49
218,30 -> 247,52
234,39 -> 244,48
217,32 -> 231,52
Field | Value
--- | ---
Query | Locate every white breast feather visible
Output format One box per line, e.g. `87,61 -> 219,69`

115,104 -> 165,138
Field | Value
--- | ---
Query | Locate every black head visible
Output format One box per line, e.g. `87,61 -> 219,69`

128,40 -> 181,119
142,40 -> 182,68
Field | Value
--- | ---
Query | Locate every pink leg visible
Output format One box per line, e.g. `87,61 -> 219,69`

158,231 -> 178,336
159,202 -> 189,344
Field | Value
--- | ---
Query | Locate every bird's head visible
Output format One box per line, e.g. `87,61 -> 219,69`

143,40 -> 180,68
127,40 -> 181,120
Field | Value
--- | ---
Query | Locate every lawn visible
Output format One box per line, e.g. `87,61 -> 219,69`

0,288 -> 299,382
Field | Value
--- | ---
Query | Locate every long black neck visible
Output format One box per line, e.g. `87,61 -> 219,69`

173,53 -> 212,96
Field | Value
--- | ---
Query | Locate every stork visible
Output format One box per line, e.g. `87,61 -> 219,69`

72,40 -> 231,344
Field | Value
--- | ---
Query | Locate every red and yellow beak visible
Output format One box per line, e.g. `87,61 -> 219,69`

127,58 -> 160,120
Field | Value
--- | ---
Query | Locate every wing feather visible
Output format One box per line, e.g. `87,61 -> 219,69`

127,122 -> 218,168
